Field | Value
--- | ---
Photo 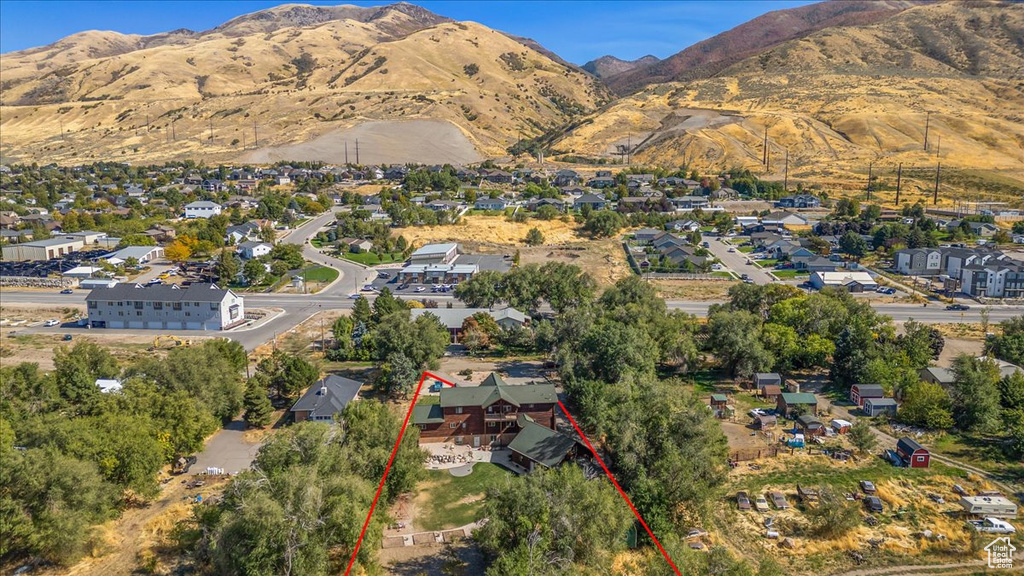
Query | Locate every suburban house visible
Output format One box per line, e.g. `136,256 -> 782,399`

895,437 -> 930,468
850,383 -> 885,406
777,392 -> 818,417
226,222 -> 262,244
669,196 -> 710,211
710,394 -> 731,418
634,228 -> 662,243
412,373 -> 561,451
666,219 -> 700,233
919,366 -> 955,389
184,201 -> 223,219
796,414 -> 826,437
238,241 -> 273,260
409,307 -> 528,343
895,248 -> 943,276
474,197 -> 508,211
290,375 -> 361,423
573,193 -> 607,211
778,195 -> 821,208
761,211 -> 810,229
86,283 -> 245,330
863,397 -> 898,417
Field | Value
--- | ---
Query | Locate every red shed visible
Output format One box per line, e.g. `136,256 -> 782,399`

850,383 -> 884,406
896,436 -> 930,468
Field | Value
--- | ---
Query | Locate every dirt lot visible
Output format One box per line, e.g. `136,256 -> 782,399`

380,541 -> 484,576
0,326 -> 172,370
650,278 -> 739,301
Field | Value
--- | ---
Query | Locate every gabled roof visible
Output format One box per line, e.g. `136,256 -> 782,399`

853,384 -> 885,396
411,403 -> 444,424
84,282 -> 234,303
438,374 -> 556,409
507,415 -> 577,468
897,436 -> 926,453
290,375 -> 361,419
780,392 -> 817,405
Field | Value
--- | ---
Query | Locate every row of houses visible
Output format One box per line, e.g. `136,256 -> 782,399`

895,246 -> 1024,298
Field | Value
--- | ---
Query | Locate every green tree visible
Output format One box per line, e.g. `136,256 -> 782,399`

848,419 -> 877,453
243,258 -> 266,285
524,227 -> 544,246
839,230 -> 868,258
583,210 -> 625,238
53,342 -> 119,408
805,486 -> 861,537
371,287 -> 406,323
950,354 -> 1002,433
707,310 -> 773,378
898,381 -> 954,429
243,379 -> 273,428
352,295 -> 372,327
453,270 -> 504,308
374,352 -> 419,397
216,249 -> 239,282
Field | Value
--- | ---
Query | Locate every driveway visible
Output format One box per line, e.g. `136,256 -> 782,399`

190,420 -> 262,475
704,234 -> 775,284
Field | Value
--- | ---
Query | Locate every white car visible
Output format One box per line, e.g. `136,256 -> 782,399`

44,319 -> 60,327
971,518 -> 1016,534
414,286 -> 426,293
728,247 -> 737,253
749,408 -> 767,417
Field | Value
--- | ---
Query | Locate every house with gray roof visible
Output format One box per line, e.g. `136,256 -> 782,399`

290,375 -> 362,423
410,307 -> 528,343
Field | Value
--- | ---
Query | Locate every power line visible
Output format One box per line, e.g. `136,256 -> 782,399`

933,163 -> 941,205
895,162 -> 902,206
923,111 -> 930,151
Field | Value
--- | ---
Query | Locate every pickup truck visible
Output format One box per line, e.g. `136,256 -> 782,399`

970,518 -> 1017,534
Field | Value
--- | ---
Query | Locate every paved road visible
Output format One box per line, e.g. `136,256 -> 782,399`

703,234 -> 775,284
280,209 -> 377,297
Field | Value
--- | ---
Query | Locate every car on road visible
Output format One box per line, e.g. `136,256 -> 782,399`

860,480 -> 876,494
62,334 -> 73,341
736,491 -> 751,510
361,285 -> 376,291
754,495 -> 770,512
768,491 -> 789,509
702,242 -> 710,248
43,319 -> 59,327
946,304 -> 971,311
970,518 -> 1016,534
415,286 -> 426,293
348,293 -> 362,299
728,247 -> 737,253
60,288 -> 74,294
378,271 -> 391,279
398,282 -> 411,290
743,278 -> 755,284
864,496 -> 884,513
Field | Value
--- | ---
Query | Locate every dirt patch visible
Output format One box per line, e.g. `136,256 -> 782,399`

245,119 -> 482,166
0,328 -> 170,370
453,494 -> 484,506
650,278 -> 739,300
936,337 -> 984,367
721,420 -> 775,453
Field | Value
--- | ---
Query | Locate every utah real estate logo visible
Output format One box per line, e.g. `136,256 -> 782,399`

986,536 -> 1015,569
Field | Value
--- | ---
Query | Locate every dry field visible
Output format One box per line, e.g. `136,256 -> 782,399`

650,278 -> 738,301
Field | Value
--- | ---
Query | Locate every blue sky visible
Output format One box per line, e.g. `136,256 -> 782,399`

0,1 -> 815,64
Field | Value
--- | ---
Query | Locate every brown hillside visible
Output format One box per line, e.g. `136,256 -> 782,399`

554,1 -> 1024,199
604,0 -> 920,95
0,4 -> 607,165
582,55 -> 660,79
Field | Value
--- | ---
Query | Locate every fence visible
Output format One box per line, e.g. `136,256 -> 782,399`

729,447 -> 780,462
643,273 -> 732,280
0,276 -> 73,288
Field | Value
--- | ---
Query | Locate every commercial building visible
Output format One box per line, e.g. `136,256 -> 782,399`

810,271 -> 878,292
85,282 -> 244,330
1,237 -> 84,261
409,242 -> 458,265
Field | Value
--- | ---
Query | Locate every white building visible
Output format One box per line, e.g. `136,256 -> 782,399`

238,241 -> 273,260
409,242 -> 459,265
85,283 -> 245,330
810,271 -> 878,292
184,201 -> 223,219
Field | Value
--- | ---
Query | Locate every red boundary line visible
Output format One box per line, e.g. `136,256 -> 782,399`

343,372 -> 680,576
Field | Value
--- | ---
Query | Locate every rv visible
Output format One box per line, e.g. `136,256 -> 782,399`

960,496 -> 1018,519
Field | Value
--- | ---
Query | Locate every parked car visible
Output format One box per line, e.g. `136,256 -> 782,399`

768,491 -> 789,509
43,319 -> 59,327
754,495 -> 770,512
415,286 -> 426,293
728,247 -> 737,253
737,491 -> 752,510
428,381 -> 444,393
860,480 -> 877,494
62,334 -> 73,341
953,484 -> 969,496
398,282 -> 411,290
740,273 -> 749,280
864,496 -> 884,513
378,271 -> 391,278
749,408 -> 767,417
928,493 -> 945,504
946,304 -> 971,311
60,288 -> 74,294
970,518 -> 1017,534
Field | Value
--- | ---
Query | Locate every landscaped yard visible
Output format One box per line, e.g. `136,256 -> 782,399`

738,246 -> 755,253
415,463 -> 511,531
296,266 -> 339,283
773,269 -> 809,279
341,251 -> 406,265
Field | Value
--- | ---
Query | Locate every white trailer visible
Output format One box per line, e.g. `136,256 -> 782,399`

960,496 -> 1018,519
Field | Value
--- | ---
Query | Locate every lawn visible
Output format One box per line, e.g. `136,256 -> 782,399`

341,251 -> 406,265
758,259 -> 779,267
296,266 -> 339,283
738,246 -> 755,253
417,463 -> 511,531
773,269 -> 809,279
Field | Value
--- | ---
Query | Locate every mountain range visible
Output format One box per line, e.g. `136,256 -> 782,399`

1,0 -> 1022,193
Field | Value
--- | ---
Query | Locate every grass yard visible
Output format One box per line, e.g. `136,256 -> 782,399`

341,251 -> 405,265
738,246 -> 755,253
416,463 -> 511,531
758,259 -> 779,267
296,266 -> 339,283
773,269 -> 809,279
930,433 -> 1024,484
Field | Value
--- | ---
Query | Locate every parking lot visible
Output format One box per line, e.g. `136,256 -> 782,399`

361,254 -> 512,297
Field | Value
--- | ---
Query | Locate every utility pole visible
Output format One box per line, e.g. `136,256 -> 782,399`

59,119 -> 65,141
627,132 -> 631,165
923,111 -> 930,151
895,162 -> 902,206
936,134 -> 941,158
762,126 -> 769,166
355,138 -> 360,164
867,161 -> 873,202
208,118 -> 213,143
171,119 -> 176,141
253,121 -> 258,147
783,148 -> 789,192
933,163 -> 941,205
766,144 -> 770,172
344,141 -> 349,165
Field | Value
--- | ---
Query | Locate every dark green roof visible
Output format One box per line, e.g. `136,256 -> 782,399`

711,394 -> 728,402
780,392 -> 817,405
507,415 -> 577,468
412,403 -> 444,424
439,373 -> 556,409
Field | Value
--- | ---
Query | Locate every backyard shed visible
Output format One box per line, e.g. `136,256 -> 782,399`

863,397 -> 898,417
896,436 -> 930,468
